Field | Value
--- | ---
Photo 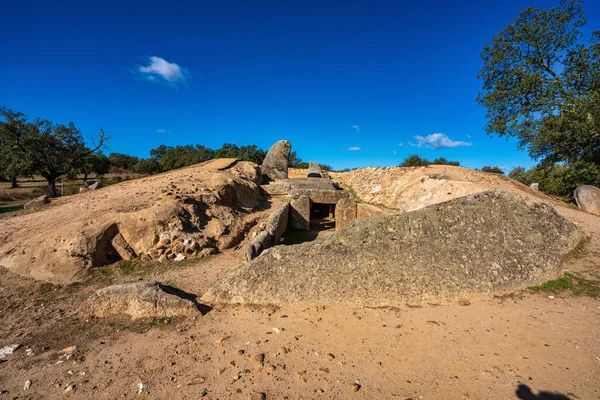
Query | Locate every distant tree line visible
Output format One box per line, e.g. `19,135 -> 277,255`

509,162 -> 600,196
0,106 -> 307,197
400,155 -> 460,167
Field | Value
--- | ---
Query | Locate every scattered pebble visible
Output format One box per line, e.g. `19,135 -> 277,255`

251,392 -> 266,400
458,298 -> 471,306
351,383 -> 361,392
187,376 -> 206,385
272,328 -> 281,334
252,353 -> 265,366
327,353 -> 336,360
0,344 -> 21,359
137,381 -> 148,394
426,320 -> 440,326
23,380 -> 31,391
548,296 -> 555,300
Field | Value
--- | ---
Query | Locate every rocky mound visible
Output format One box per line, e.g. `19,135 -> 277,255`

202,190 -> 581,306
330,165 -> 548,212
0,159 -> 268,284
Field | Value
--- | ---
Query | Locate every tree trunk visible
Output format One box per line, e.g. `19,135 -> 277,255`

47,178 -> 57,198
10,176 -> 18,188
83,172 -> 89,182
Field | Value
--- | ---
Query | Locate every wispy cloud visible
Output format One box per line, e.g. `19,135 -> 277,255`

156,129 -> 172,133
409,133 -> 472,149
352,125 -> 361,133
398,143 -> 404,147
135,56 -> 189,88
393,150 -> 397,155
465,134 -> 472,138
347,146 -> 362,152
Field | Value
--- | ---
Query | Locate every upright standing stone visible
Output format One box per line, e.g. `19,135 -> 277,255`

261,140 -> 291,181
335,197 -> 357,230
308,161 -> 324,178
290,195 -> 310,231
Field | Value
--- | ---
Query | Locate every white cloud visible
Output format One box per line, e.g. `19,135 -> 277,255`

393,150 -> 397,155
352,125 -> 361,133
136,56 -> 189,88
465,134 -> 472,138
398,143 -> 404,147
156,129 -> 172,133
410,133 -> 472,149
347,146 -> 362,151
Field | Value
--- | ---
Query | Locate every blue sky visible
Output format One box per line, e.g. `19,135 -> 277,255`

1,0 -> 599,171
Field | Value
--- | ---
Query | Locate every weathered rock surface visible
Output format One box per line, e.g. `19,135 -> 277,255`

356,203 -> 391,219
308,161 -> 324,178
334,197 -> 356,230
203,190 -> 581,306
23,195 -> 49,211
261,140 -> 291,181
0,161 -> 266,284
86,281 -> 200,319
245,203 -> 289,262
573,185 -> 600,216
331,165 -> 549,213
290,195 -> 310,230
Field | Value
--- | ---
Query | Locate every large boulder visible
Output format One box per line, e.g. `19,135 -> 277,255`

573,185 -> 600,216
261,140 -> 291,181
202,190 -> 581,306
86,281 -> 201,319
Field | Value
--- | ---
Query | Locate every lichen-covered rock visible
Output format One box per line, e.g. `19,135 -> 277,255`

261,140 -> 291,181
202,190 -> 581,306
86,281 -> 200,319
573,185 -> 600,216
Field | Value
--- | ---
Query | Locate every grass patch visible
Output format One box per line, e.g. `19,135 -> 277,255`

0,203 -> 24,214
118,260 -> 141,275
342,185 -> 364,203
99,267 -> 113,278
529,272 -> 600,298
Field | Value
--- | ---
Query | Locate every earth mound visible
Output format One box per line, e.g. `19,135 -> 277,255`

202,190 -> 581,306
0,159 -> 267,284
329,164 -> 549,212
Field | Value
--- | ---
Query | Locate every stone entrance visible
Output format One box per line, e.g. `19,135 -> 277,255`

263,177 -> 356,231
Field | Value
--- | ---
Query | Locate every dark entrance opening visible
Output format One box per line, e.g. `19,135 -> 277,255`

310,202 -> 335,231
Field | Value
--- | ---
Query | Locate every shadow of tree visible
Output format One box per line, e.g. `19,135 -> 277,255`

516,384 -> 571,400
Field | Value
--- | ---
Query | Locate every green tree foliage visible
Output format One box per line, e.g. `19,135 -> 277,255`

477,0 -> 599,168
108,153 -> 140,171
481,166 -> 505,175
288,151 -> 303,167
0,106 -> 107,197
133,158 -> 161,174
79,153 -> 110,181
0,109 -> 34,187
508,162 -> 600,196
157,145 -> 215,171
432,157 -> 460,166
400,154 -> 430,167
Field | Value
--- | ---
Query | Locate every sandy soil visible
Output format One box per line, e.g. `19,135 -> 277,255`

1,166 -> 599,399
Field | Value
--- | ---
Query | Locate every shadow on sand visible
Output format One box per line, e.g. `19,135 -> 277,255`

516,384 -> 571,400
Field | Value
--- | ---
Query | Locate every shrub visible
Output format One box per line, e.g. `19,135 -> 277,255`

481,166 -> 505,175
400,155 -> 430,167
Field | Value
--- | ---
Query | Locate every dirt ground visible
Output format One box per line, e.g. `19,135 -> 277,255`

0,193 -> 599,399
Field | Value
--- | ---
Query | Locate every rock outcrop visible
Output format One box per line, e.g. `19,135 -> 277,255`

0,161 -> 266,284
245,203 -> 289,262
23,195 -> 49,211
203,190 -> 581,306
86,281 -> 200,319
261,140 -> 291,181
573,185 -> 600,216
